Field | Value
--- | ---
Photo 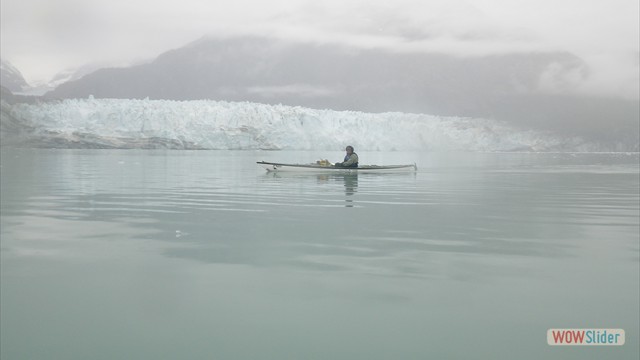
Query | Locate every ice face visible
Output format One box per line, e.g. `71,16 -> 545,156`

6,97 -> 592,151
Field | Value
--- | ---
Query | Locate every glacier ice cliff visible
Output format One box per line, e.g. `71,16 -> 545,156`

0,98 -> 624,151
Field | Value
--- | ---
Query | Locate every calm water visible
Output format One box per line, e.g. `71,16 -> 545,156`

1,149 -> 638,360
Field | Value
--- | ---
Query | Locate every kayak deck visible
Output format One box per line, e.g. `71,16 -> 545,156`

257,161 -> 417,173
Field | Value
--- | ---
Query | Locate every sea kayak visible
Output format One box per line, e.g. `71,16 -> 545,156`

257,161 -> 417,173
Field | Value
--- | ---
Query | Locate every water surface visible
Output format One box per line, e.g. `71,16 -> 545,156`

1,149 -> 638,359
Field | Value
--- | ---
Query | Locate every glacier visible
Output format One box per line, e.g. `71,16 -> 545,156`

2,97 -> 605,151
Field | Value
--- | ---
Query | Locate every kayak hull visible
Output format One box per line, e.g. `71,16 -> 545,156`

257,161 -> 417,173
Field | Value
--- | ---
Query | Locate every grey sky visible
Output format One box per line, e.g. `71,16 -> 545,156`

1,0 -> 638,99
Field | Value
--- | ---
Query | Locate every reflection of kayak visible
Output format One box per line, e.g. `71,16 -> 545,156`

257,161 -> 417,173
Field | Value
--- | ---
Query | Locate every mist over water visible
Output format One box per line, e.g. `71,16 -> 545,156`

1,149 -> 638,359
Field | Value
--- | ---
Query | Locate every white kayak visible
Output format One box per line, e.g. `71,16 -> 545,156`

257,161 -> 417,173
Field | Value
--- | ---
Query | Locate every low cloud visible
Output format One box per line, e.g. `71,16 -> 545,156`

246,84 -> 340,98
2,0 -> 638,99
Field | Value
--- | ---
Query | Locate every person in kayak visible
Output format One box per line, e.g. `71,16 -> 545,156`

335,145 -> 359,168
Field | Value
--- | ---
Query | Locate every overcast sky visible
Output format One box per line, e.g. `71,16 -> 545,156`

1,0 -> 638,99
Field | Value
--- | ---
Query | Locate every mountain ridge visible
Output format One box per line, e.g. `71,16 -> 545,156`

1,59 -> 30,92
43,36 -> 638,144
